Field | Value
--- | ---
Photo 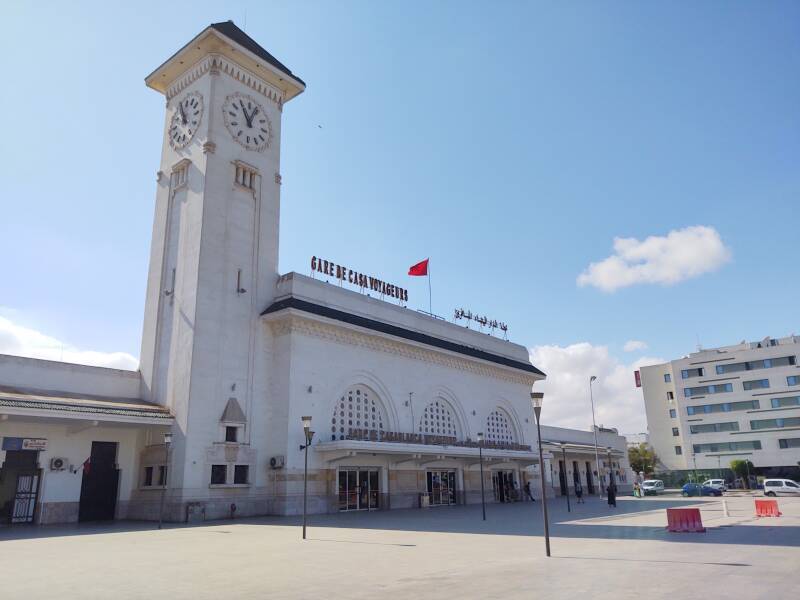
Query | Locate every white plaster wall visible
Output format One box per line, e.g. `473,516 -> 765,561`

0,419 -> 146,511
0,355 -> 140,399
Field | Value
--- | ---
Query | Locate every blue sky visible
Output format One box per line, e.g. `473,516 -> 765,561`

1,1 -> 798,431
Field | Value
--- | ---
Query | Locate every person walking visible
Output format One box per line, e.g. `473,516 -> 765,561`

607,481 -> 617,508
574,480 -> 584,504
524,480 -> 536,502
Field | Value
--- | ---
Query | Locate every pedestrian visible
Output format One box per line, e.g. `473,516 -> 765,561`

575,480 -> 584,504
524,480 -> 535,502
607,481 -> 617,508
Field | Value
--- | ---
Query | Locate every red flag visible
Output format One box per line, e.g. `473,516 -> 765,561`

408,258 -> 429,276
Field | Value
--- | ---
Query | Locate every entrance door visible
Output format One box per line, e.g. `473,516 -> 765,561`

0,450 -> 40,524
338,469 -> 379,511
78,442 -> 120,522
558,460 -> 567,496
585,461 -> 594,494
427,471 -> 456,506
492,471 -> 517,502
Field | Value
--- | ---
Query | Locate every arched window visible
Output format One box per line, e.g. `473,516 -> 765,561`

486,409 -> 516,444
331,385 -> 387,441
419,398 -> 460,439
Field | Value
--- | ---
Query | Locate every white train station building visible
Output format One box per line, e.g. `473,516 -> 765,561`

0,22 -> 632,525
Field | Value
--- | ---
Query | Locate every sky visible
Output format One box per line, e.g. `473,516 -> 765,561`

1,1 -> 798,435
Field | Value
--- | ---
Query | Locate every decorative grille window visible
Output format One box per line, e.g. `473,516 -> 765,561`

419,399 -> 459,438
235,163 -> 258,190
486,409 -> 516,444
331,385 -> 386,441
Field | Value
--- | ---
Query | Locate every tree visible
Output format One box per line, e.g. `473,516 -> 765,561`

730,459 -> 754,488
628,443 -> 659,475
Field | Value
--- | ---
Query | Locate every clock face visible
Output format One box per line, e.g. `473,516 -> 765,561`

168,92 -> 203,150
223,93 -> 272,152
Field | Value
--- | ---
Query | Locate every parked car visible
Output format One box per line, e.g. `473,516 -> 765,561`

682,483 -> 722,497
702,479 -> 728,492
641,480 -> 664,496
763,479 -> 800,496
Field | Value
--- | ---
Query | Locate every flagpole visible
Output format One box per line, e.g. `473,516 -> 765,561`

427,261 -> 432,315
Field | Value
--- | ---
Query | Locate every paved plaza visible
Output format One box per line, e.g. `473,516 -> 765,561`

1,494 -> 798,599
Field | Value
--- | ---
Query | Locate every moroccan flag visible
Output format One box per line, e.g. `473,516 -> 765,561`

408,258 -> 429,276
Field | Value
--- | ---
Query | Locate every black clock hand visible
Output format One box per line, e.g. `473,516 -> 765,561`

179,103 -> 187,125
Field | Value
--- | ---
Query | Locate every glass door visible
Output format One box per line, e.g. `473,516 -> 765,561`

427,470 -> 456,506
339,469 -> 379,511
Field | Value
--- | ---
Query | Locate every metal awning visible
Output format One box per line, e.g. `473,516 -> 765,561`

0,387 -> 173,426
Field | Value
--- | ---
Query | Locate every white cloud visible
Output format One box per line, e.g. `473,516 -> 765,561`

529,342 -> 664,434
577,225 -> 731,292
0,316 -> 138,371
623,340 -> 648,352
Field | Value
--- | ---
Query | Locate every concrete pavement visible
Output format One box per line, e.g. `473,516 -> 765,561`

1,494 -> 797,599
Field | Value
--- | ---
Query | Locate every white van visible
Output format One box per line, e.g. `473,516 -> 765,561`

763,479 -> 800,496
702,479 -> 728,492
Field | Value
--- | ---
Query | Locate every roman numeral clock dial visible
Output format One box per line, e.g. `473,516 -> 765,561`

168,91 -> 203,150
223,92 -> 273,152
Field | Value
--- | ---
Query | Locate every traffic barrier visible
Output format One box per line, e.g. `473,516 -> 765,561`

666,507 -> 706,533
755,499 -> 782,517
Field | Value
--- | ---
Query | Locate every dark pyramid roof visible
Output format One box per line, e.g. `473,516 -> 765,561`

210,21 -> 305,86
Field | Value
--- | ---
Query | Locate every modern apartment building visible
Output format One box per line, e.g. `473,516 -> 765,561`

639,335 -> 800,480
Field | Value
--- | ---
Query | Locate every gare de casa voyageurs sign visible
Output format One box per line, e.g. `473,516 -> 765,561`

311,256 -> 409,302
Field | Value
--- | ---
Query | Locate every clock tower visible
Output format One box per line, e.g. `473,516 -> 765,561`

138,22 -> 304,511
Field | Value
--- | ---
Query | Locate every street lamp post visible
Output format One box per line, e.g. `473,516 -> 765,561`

589,375 -> 601,496
157,431 -> 172,530
561,445 -> 571,513
606,447 -> 614,490
477,432 -> 486,521
531,391 -> 550,558
300,416 -> 315,540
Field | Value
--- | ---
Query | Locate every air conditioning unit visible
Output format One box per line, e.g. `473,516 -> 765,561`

269,455 -> 285,469
50,457 -> 69,471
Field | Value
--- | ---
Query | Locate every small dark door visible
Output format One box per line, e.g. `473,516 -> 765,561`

0,450 -> 40,524
585,461 -> 595,494
78,442 -> 120,522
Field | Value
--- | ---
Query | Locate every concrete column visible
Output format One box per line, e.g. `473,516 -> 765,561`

380,466 -> 390,510
456,467 -> 465,505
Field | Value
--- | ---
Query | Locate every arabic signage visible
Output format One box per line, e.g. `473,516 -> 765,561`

2,437 -> 48,451
344,428 -> 532,452
311,256 -> 409,302
454,308 -> 508,336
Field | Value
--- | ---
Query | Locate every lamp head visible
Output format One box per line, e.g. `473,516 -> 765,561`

477,432 -> 484,443
301,415 -> 312,431
164,432 -> 173,447
590,375 -> 597,383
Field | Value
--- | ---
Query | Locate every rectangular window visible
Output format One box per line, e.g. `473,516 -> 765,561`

684,383 -> 733,397
143,466 -> 153,487
672,427 -> 680,436
788,376 -> 800,386
674,446 -> 682,455
779,438 -> 800,449
690,422 -> 740,434
211,464 -> 227,485
692,440 -> 762,453
225,426 -> 238,443
664,373 -> 671,383
681,368 -> 704,379
686,400 -> 760,415
234,465 -> 249,484
771,396 -> 800,409
743,379 -> 770,391
667,391 -> 675,400
234,164 -> 258,190
716,355 -> 796,374
750,417 -> 800,430
669,409 -> 677,418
